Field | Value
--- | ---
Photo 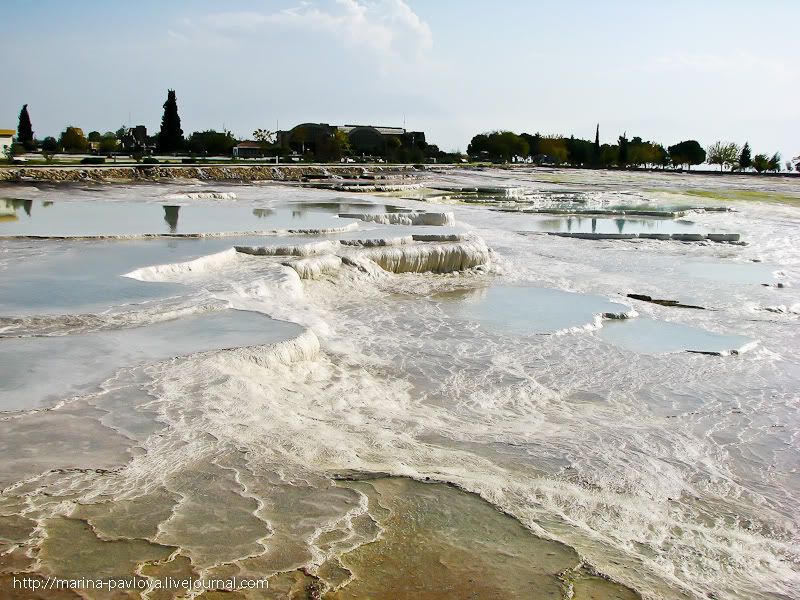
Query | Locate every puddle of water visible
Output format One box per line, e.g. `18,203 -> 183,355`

0,199 -> 354,237
600,318 -> 756,355
680,261 -> 780,285
0,236 -> 282,315
0,310 -> 302,411
442,285 -> 631,334
523,216 -> 707,235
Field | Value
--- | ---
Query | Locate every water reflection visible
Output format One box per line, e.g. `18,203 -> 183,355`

0,201 -> 353,237
162,205 -> 180,233
1,198 -> 39,220
526,216 -> 706,235
252,208 -> 276,219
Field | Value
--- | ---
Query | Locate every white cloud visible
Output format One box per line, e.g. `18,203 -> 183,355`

178,0 -> 432,63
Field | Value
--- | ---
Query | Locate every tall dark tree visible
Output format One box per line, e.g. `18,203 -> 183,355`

739,142 -> 752,171
158,90 -> 184,153
592,124 -> 601,166
593,124 -> 600,155
618,133 -> 629,167
17,105 -> 34,150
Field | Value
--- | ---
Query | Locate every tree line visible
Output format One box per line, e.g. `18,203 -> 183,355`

706,141 -> 783,173
5,97 -> 797,172
7,91 -> 459,163
467,128 -> 791,173
6,92 -> 239,159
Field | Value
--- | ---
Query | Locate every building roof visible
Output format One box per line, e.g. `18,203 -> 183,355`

235,141 -> 263,148
0,129 -> 15,137
339,125 -> 406,136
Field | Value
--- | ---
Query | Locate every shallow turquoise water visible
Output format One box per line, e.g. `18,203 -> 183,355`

0,309 -> 302,411
600,317 -> 756,355
0,199 -> 355,236
445,285 -> 631,334
680,261 -> 780,284
0,237 -> 256,314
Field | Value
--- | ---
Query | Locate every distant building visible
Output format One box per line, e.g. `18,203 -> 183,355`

233,140 -> 265,158
120,125 -> 154,153
276,123 -> 426,157
0,129 -> 15,156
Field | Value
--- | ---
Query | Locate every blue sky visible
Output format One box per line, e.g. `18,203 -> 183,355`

3,0 -> 798,162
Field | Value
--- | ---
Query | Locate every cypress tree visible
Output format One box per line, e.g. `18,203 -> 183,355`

17,105 -> 34,150
739,142 -> 752,171
593,124 -> 600,166
593,124 -> 600,154
618,132 -> 629,168
158,90 -> 184,153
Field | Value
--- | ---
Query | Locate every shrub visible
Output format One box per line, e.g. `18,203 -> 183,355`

80,156 -> 105,164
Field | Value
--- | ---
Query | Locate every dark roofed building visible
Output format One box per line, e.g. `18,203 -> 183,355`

276,123 -> 336,155
233,140 -> 266,158
120,125 -> 154,153
277,123 -> 426,157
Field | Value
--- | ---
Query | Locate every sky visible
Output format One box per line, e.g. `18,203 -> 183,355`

2,0 -> 798,164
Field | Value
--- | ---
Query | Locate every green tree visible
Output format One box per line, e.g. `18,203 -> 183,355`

253,129 -> 275,144
293,128 -> 307,151
566,136 -> 594,166
520,132 -> 541,157
315,130 -> 353,162
59,126 -> 89,153
187,130 -> 238,156
87,131 -> 102,142
99,132 -> 119,153
767,152 -> 781,172
467,131 -> 528,162
158,89 -> 184,153
654,144 -> 670,168
17,104 -> 34,150
739,142 -> 752,171
333,129 -> 351,158
706,141 -> 740,171
41,136 -> 59,152
385,136 -> 402,161
752,153 -> 769,173
627,137 -> 658,167
618,134 -> 629,167
537,136 -> 568,163
600,143 -> 619,167
667,140 -> 705,170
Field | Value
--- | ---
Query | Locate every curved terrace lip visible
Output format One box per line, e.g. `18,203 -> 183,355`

0,308 -> 305,412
